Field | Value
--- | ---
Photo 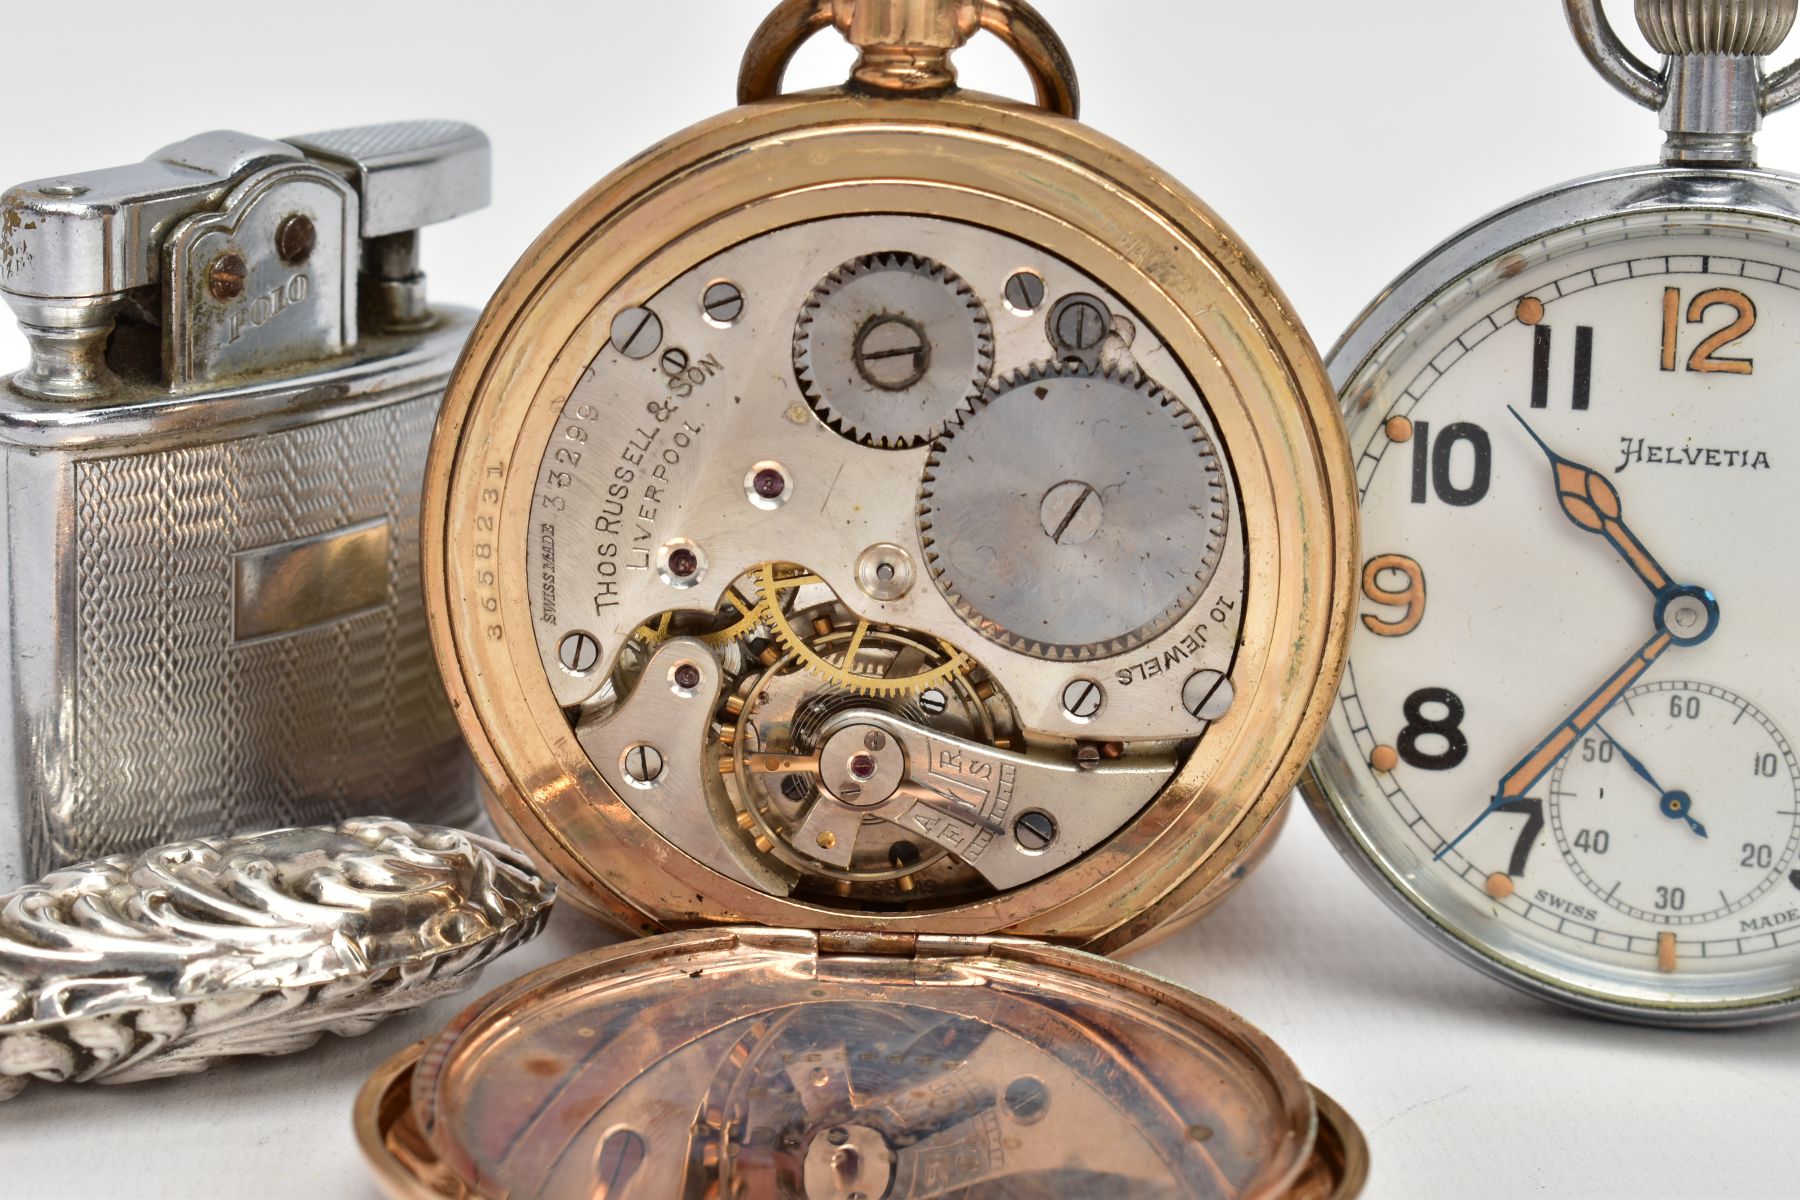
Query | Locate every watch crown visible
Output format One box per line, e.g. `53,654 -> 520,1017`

1636,0 -> 1797,56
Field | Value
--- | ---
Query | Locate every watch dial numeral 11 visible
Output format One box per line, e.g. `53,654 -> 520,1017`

1530,324 -> 1593,410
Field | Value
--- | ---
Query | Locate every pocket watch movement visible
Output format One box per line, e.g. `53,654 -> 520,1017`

424,0 -> 1355,950
385,2 -> 1365,1193
1306,0 -> 1800,1025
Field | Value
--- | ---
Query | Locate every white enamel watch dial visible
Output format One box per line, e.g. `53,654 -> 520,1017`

1309,195 -> 1800,1025
1309,0 -> 1800,1026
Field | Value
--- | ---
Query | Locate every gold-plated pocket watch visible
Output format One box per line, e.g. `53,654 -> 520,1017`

1308,0 -> 1800,1026
364,2 -> 1365,1194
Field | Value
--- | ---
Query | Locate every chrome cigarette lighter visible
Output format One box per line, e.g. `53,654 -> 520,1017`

0,122 -> 489,883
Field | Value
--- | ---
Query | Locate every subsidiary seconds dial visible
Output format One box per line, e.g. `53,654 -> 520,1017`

1550,681 -> 1800,926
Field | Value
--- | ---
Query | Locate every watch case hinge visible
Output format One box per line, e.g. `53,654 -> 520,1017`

815,930 -> 996,958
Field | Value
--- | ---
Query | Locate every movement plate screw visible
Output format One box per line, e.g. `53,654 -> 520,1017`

1014,810 -> 1057,851
610,306 -> 662,359
622,744 -> 665,787
558,631 -> 600,673
276,214 -> 316,265
1061,678 -> 1104,721
209,253 -> 247,302
1181,670 -> 1235,721
1003,270 -> 1046,314
702,280 -> 745,325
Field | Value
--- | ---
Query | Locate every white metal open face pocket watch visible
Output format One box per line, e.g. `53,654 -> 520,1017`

1308,0 -> 1800,1026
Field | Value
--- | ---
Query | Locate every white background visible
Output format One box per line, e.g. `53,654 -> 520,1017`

3,2 -> 1799,1197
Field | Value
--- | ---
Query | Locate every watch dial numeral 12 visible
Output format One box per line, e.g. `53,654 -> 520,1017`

1661,287 -> 1756,375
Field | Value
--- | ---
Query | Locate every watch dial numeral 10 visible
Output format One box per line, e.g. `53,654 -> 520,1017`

1361,554 -> 1426,637
1408,421 -> 1492,506
1661,287 -> 1756,375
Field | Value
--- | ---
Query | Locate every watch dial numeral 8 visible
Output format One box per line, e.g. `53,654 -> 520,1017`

1361,554 -> 1426,637
1408,421 -> 1492,507
1661,287 -> 1756,375
1398,687 -> 1469,770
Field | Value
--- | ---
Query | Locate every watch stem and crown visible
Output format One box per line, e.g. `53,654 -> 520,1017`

835,0 -> 982,94
1644,0 -> 1798,164
1635,0 -> 1796,56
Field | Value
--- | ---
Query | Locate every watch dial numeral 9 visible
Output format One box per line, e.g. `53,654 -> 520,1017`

1398,687 -> 1469,770
1661,287 -> 1756,375
1361,554 -> 1426,637
1408,421 -> 1492,507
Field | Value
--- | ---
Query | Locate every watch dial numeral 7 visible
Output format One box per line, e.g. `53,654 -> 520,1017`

1361,554 -> 1426,637
1662,287 -> 1756,375
1498,797 -> 1545,877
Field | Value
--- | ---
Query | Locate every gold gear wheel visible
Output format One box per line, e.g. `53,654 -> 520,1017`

630,583 -> 768,649
752,562 -> 972,697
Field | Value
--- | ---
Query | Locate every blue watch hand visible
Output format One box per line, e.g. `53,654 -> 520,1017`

1509,407 -> 1674,600
1437,628 -> 1672,861
1596,722 -> 1707,839
1595,722 -> 1665,791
